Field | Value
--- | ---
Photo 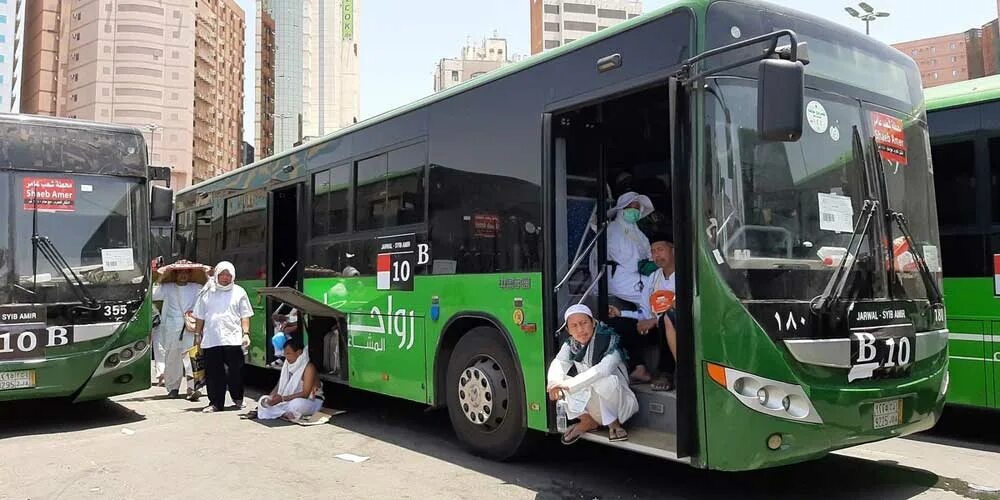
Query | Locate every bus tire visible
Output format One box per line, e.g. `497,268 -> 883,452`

445,326 -> 528,461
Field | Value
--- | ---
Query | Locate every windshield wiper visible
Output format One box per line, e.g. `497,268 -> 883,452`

888,211 -> 944,305
32,235 -> 99,308
812,198 -> 878,313
868,139 -> 945,305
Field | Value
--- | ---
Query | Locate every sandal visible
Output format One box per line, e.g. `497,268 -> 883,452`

651,375 -> 674,392
609,426 -> 629,442
560,425 -> 583,445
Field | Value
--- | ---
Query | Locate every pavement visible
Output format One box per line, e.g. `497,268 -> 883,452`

1,374 -> 999,500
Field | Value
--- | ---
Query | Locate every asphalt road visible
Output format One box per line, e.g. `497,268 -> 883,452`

1,375 -> 998,500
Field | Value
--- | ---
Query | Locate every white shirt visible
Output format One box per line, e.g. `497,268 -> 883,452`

591,218 -> 651,305
192,285 -> 254,349
621,268 -> 675,321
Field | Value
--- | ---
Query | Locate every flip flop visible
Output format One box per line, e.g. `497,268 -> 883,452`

651,376 -> 674,392
609,426 -> 629,442
561,425 -> 583,445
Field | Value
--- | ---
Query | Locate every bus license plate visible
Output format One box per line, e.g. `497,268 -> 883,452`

872,399 -> 902,429
0,370 -> 36,391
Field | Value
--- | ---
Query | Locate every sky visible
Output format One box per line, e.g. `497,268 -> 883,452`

235,0 -> 1000,144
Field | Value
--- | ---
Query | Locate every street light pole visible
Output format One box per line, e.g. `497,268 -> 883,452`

845,2 -> 889,36
145,123 -> 161,162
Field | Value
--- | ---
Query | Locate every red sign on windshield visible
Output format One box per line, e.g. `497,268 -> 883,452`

23,177 -> 75,212
870,111 -> 908,166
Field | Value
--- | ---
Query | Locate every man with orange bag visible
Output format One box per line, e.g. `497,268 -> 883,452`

608,233 -> 678,391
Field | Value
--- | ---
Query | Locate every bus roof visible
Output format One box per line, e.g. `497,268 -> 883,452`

0,112 -> 142,135
925,74 -> 1000,112
178,0 -> 710,196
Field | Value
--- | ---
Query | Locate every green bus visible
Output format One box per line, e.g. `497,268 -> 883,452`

925,74 -> 1000,409
174,0 -> 947,471
0,114 -> 174,403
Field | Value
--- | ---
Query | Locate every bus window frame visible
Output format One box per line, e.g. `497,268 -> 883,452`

929,102 -> 993,278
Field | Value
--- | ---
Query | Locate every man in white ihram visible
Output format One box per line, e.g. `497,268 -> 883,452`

547,304 -> 638,444
152,266 -> 201,400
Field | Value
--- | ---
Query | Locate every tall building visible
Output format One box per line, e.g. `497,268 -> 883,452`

15,0 -> 244,188
892,1 -> 1000,88
530,0 -> 642,54
434,37 -> 521,92
255,0 -> 276,159
259,0 -> 360,157
194,0 -> 246,182
0,0 -> 14,111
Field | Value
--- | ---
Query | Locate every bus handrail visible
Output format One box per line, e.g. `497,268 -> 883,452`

554,220 -> 608,293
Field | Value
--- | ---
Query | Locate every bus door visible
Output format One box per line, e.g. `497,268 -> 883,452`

266,183 -> 305,364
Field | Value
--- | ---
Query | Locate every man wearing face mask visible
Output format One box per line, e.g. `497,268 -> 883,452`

591,192 -> 655,310
192,261 -> 254,413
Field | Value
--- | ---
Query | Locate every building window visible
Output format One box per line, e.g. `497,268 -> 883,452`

73,33 -> 80,41
953,69 -> 960,76
950,42 -> 957,49
598,8 -> 627,19
71,94 -> 78,102
952,56 -> 959,63
564,3 -> 596,14
0,15 -> 6,23
73,53 -> 80,61
543,3 -> 559,14
564,21 -> 597,32
0,34 -> 5,43
931,46 -> 936,53
544,39 -> 561,49
544,21 -> 560,32
71,73 -> 79,82
451,70 -> 459,81
933,72 -> 939,79
911,49 -> 917,56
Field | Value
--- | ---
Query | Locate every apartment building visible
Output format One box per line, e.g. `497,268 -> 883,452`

530,0 -> 642,54
16,0 -> 244,188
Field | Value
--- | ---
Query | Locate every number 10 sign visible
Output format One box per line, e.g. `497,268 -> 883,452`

376,233 -> 430,291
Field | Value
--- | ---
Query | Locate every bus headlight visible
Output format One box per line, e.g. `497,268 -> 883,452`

707,363 -> 823,424
757,388 -> 769,406
120,348 -> 134,361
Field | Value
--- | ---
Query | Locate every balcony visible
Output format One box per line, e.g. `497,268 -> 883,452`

196,48 -> 214,64
195,66 -> 215,84
196,26 -> 217,47
194,87 -> 216,104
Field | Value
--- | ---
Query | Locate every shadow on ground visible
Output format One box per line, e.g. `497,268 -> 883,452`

906,405 -> 1000,455
249,376 -> 952,500
0,398 -> 145,440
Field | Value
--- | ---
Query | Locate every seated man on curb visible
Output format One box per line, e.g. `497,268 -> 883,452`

248,337 -> 324,421
547,304 -> 639,444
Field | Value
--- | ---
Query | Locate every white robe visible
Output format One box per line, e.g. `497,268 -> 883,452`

547,340 -> 639,426
257,352 -> 322,420
152,283 -> 200,392
590,217 -> 651,306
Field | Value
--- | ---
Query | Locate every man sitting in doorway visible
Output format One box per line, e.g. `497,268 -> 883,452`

547,304 -> 639,444
608,233 -> 678,391
250,337 -> 324,421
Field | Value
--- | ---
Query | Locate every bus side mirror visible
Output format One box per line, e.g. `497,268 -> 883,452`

757,58 -> 804,142
151,185 -> 174,223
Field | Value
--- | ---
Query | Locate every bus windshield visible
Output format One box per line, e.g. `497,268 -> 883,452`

6,172 -> 148,303
706,78 -> 941,303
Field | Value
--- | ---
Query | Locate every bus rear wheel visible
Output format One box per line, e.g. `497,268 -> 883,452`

445,326 -> 528,460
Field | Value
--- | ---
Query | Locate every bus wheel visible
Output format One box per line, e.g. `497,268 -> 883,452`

445,326 -> 527,460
